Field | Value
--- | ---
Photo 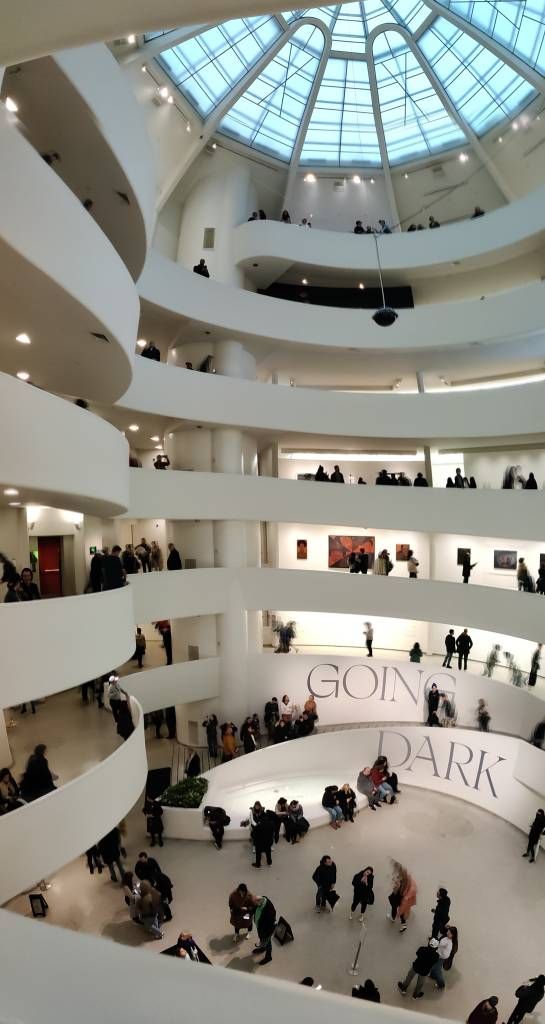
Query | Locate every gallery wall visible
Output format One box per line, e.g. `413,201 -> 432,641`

278,456 -> 426,485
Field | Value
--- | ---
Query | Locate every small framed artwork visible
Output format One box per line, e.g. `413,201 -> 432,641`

457,547 -> 471,566
396,544 -> 410,562
494,549 -> 517,570
297,539 -> 308,560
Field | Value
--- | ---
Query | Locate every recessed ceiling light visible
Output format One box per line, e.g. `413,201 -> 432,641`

127,33 -> 136,43
512,120 -> 519,131
154,445 -> 163,450
128,424 -> 139,432
16,333 -> 31,344
302,277 -> 308,285
16,371 -> 29,381
186,123 -> 191,132
370,177 -> 375,184
458,152 -> 469,163
8,501 -> 21,507
211,142 -> 217,149
167,94 -> 174,104
403,173 -> 409,180
137,338 -> 147,348
5,97 -> 18,113
303,173 -> 316,183
4,488 -> 18,496
358,282 -> 365,290
141,64 -> 147,73
352,174 -> 361,184
158,86 -> 169,99
150,435 -> 160,442
498,136 -> 503,143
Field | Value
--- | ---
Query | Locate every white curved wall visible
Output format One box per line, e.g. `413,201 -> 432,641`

130,567 -> 545,643
0,374 -> 129,515
53,44 -> 156,278
139,250 -> 545,353
0,699 -> 146,905
119,360 -> 545,441
128,469 -> 545,542
0,106 -> 137,402
124,657 -> 220,713
234,186 -> 545,277
0,587 -> 135,708
165,725 -> 545,840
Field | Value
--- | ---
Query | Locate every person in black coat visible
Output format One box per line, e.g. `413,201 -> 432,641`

426,683 -> 441,726
313,855 -> 338,911
144,797 -> 164,847
456,629 -> 473,670
461,551 -> 477,583
89,551 -> 104,592
193,259 -> 210,278
353,980 -> 380,1002
431,887 -> 450,937
330,465 -> 344,483
507,976 -> 545,1024
102,546 -> 125,590
135,851 -> 173,905
442,629 -> 456,667
398,939 -> 439,998
357,548 -> 369,573
20,744 -> 57,801
185,749 -> 201,777
141,342 -> 160,361
19,568 -> 40,600
525,473 -> 538,490
351,866 -> 374,919
98,827 -> 124,881
251,894 -> 276,965
523,809 -> 545,862
116,700 -> 134,741
202,714 -> 218,758
166,543 -> 182,570
413,473 -> 429,487
253,809 -> 275,867
314,465 -> 329,481
204,805 -> 230,849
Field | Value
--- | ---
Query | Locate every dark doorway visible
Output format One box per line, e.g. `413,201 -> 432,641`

37,536 -> 63,597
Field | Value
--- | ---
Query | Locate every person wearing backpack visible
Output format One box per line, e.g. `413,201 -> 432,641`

507,976 -> 545,1024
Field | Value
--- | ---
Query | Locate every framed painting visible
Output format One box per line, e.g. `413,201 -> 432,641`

396,544 -> 410,562
328,535 -> 375,570
297,539 -> 308,560
457,547 -> 471,566
494,550 -> 517,570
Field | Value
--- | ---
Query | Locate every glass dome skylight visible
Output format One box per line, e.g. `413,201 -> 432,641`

148,0 -> 545,167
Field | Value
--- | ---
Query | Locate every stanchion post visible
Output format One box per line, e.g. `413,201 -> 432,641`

348,921 -> 367,976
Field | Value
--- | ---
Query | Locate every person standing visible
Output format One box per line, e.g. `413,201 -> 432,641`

140,341 -> 161,361
98,826 -> 124,882
398,938 -> 440,999
467,997 -> 499,1024
229,883 -> 254,942
364,621 -> 373,657
150,541 -> 163,571
136,538 -> 151,573
506,977 -> 545,1024
135,627 -> 146,668
409,643 -> 423,663
107,674 -> 124,723
222,726 -> 237,762
143,797 -> 164,848
160,622 -> 172,665
167,543 -> 182,570
426,683 -> 441,726
356,547 -> 369,574
528,643 -> 542,687
185,748 -> 201,777
431,887 -> 450,938
204,805 -> 230,849
461,551 -> 477,583
252,809 -> 275,868
20,744 -> 57,801
350,866 -> 374,921
483,645 -> 501,677
330,465 -> 345,483
313,855 -> 339,912
522,808 -> 545,862
19,568 -> 41,600
264,696 -> 279,739
407,550 -> 419,579
202,714 -> 218,759
454,468 -> 465,488
430,928 -> 453,990
456,629 -> 473,670
388,860 -> 417,932
251,894 -> 276,965
443,629 -> 456,667
102,546 -> 125,590
121,544 -> 140,575
89,550 -> 104,592
477,699 -> 491,732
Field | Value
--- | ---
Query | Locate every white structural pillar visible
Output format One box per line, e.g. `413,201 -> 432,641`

214,339 -> 257,380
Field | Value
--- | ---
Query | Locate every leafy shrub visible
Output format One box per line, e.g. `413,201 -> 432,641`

161,776 -> 208,808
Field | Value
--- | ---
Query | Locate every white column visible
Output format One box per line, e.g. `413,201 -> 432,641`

212,428 -> 244,475
0,710 -> 12,766
214,339 -> 256,380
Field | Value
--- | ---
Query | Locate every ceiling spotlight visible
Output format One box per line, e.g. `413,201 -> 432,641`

5,97 -> 18,113
186,123 -> 191,132
512,120 -> 519,131
303,173 -> 316,183
127,34 -> 136,43
352,174 -> 361,184
403,173 -> 409,180
8,501 -> 21,507
16,371 -> 29,381
16,333 -> 31,344
154,445 -> 163,450
158,85 -> 169,100
128,424 -> 139,432
4,488 -> 18,496
167,95 -> 174,105
150,435 -> 160,442
137,338 -> 147,348
498,136 -> 503,143
458,152 -> 469,163
211,142 -> 217,149
302,278 -> 308,285
358,282 -> 365,290
141,64 -> 148,73
370,177 -> 375,184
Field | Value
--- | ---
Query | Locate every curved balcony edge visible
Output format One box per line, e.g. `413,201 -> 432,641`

0,699 -> 146,905
0,587 -> 135,708
119,360 -> 545,442
0,374 -> 130,516
128,469 -> 545,543
139,249 -> 545,354
123,657 -> 220,713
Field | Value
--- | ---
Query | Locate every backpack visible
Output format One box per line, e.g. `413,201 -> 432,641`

274,916 -> 294,945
